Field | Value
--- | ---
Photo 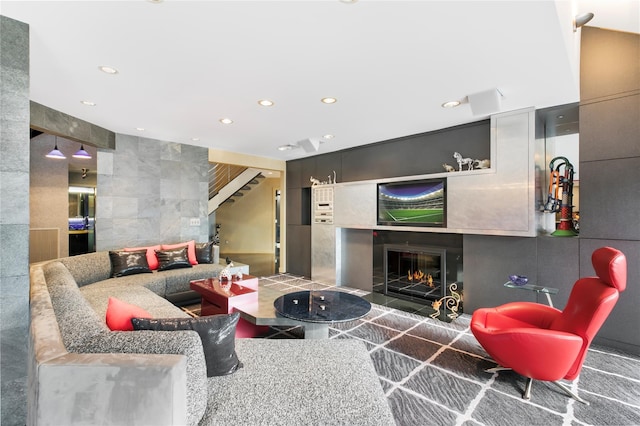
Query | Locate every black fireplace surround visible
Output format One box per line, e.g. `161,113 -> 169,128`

373,232 -> 463,308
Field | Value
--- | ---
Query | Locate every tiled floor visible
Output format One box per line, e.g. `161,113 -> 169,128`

256,274 -> 640,426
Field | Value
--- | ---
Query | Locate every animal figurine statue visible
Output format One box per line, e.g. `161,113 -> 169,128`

442,163 -> 456,173
220,261 -> 234,281
453,152 -> 474,171
310,176 -> 321,186
473,159 -> 491,169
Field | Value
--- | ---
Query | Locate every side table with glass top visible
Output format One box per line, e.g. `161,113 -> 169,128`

503,281 -> 559,307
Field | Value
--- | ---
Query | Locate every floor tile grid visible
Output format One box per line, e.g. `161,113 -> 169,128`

250,275 -> 640,425
334,308 -> 512,425
338,308 -> 593,426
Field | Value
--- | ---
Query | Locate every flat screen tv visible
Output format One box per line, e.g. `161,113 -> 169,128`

377,178 -> 446,227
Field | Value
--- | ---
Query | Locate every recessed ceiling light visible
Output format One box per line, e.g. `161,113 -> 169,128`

321,97 -> 337,104
219,118 -> 233,125
98,65 -> 119,75
191,137 -> 200,141
323,134 -> 334,140
258,99 -> 274,107
278,144 -> 296,151
80,100 -> 96,106
442,100 -> 461,108
135,127 -> 145,131
339,0 -> 358,3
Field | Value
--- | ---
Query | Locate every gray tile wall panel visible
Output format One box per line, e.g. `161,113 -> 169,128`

579,157 -> 640,241
339,229 -> 374,290
1,15 -> 29,426
463,235 -> 538,311
580,94 -> 640,162
535,236 -> 580,310
96,134 -> 209,250
286,224 -> 311,276
580,27 -> 640,102
579,239 -> 640,353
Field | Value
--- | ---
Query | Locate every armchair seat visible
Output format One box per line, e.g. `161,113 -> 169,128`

471,247 -> 627,403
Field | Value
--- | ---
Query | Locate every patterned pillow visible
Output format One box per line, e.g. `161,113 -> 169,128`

109,250 -> 152,277
124,245 -> 162,270
155,247 -> 192,271
161,240 -> 198,265
195,242 -> 214,264
132,313 -> 242,377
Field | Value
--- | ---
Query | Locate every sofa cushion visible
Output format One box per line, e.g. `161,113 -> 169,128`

195,242 -> 214,264
199,339 -> 396,426
83,272 -> 167,297
81,284 -> 186,320
106,297 -> 152,331
43,261 -> 109,351
59,251 -> 112,287
124,245 -> 162,270
162,240 -> 198,265
163,263 -> 224,295
156,247 -> 192,271
132,313 -> 242,377
109,250 -> 153,277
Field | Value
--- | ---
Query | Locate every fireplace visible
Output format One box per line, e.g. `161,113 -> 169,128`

383,244 -> 448,301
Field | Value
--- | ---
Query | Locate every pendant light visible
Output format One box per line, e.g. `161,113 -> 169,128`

73,144 -> 92,159
46,137 -> 66,159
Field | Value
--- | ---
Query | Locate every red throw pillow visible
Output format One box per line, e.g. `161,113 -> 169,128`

161,240 -> 198,265
124,245 -> 162,270
106,297 -> 152,331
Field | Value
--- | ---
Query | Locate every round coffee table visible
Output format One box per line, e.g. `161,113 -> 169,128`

273,290 -> 371,326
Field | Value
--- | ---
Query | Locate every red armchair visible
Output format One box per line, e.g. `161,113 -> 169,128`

471,246 -> 627,403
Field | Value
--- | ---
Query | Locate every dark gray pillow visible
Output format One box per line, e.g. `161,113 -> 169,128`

155,247 -> 192,271
131,313 -> 242,377
109,250 -> 152,277
195,242 -> 214,264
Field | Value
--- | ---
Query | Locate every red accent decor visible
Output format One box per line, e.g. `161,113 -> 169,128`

161,240 -> 198,265
106,297 -> 152,331
471,247 -> 627,384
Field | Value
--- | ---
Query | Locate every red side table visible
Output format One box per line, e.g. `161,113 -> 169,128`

190,275 -> 267,337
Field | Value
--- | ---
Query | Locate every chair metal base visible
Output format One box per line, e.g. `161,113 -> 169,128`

485,367 -> 589,405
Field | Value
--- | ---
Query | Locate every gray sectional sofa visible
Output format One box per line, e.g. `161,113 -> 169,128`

28,251 -> 395,426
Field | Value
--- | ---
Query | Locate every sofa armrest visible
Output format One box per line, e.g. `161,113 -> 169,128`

32,352 -> 187,426
80,330 -> 208,426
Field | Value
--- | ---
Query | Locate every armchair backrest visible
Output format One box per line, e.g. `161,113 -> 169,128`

550,247 -> 627,380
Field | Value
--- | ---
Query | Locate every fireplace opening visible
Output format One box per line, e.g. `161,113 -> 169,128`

384,244 -> 447,300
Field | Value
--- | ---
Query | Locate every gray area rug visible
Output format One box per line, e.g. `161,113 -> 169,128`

184,274 -> 640,426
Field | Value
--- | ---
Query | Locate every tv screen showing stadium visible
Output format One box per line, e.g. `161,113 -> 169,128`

377,178 -> 446,227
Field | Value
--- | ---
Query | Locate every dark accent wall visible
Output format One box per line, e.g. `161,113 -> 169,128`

285,29 -> 639,354
577,27 -> 639,352
0,15 -> 29,426
286,121 -> 490,276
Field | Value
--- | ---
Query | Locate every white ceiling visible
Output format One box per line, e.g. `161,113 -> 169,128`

2,1 -> 638,162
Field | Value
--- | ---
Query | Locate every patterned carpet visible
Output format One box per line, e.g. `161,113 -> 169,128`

185,274 -> 640,426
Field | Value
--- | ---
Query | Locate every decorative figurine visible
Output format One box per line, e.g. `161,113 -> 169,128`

310,176 -> 320,186
473,159 -> 491,169
453,152 -> 474,171
220,262 -> 234,281
442,163 -> 456,173
508,275 -> 528,286
543,156 -> 578,237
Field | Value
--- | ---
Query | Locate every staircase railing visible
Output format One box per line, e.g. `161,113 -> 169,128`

209,163 -> 247,199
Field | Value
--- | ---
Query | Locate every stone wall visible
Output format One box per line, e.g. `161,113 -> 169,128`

96,134 -> 210,250
0,15 -> 30,426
